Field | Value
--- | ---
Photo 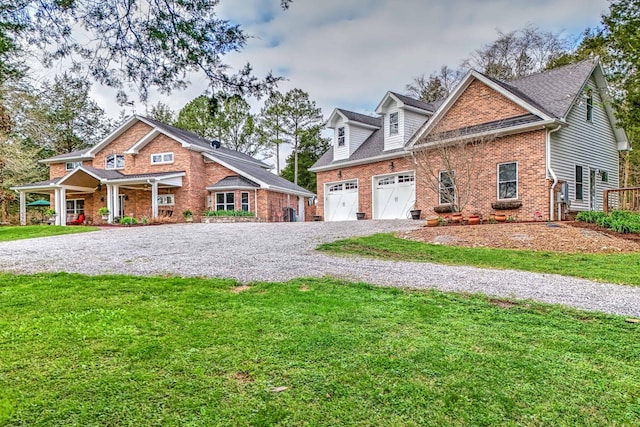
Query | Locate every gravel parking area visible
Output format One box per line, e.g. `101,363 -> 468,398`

1,220 -> 640,317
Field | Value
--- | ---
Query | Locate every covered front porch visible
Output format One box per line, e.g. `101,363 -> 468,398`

13,167 -> 185,226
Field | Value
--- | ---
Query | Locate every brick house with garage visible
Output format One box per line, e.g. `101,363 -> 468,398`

310,58 -> 630,221
13,115 -> 315,225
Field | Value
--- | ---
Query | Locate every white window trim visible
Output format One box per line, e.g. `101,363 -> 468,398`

337,127 -> 345,147
151,152 -> 174,165
497,161 -> 518,201
65,161 -> 82,171
215,192 -> 235,211
325,178 -> 359,195
105,154 -> 125,170
241,192 -> 250,211
439,170 -> 456,205
389,112 -> 399,135
66,198 -> 85,214
158,194 -> 175,206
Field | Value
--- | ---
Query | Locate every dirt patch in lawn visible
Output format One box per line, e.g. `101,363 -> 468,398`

404,221 -> 640,253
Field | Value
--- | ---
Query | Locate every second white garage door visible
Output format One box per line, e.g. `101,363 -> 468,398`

373,173 -> 415,219
325,180 -> 359,221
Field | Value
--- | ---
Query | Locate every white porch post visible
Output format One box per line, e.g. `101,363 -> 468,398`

112,184 -> 120,220
59,188 -> 67,226
298,196 -> 305,222
53,188 -> 61,225
151,181 -> 159,218
19,191 -> 26,225
106,184 -> 113,224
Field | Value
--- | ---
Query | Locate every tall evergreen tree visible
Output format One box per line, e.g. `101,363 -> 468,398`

258,91 -> 287,174
280,125 -> 330,192
280,89 -> 323,184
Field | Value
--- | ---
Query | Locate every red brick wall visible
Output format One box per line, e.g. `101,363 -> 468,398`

316,130 -> 550,221
436,79 -> 529,133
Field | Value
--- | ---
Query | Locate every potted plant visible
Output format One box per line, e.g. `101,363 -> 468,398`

426,216 -> 439,227
467,214 -> 480,225
410,209 -> 422,220
182,209 -> 194,223
356,212 -> 365,220
451,212 -> 463,223
98,207 -> 110,221
44,208 -> 57,223
495,213 -> 507,222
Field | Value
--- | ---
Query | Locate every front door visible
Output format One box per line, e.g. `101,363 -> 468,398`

589,169 -> 597,211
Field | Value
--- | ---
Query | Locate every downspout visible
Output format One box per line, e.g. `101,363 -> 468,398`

547,125 -> 562,221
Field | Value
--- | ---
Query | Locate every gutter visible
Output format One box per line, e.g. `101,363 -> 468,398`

547,125 -> 562,221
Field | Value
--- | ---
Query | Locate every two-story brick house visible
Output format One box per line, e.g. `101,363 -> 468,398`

14,115 -> 315,225
310,59 -> 629,221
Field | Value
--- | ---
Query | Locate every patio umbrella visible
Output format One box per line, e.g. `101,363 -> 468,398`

26,199 -> 50,207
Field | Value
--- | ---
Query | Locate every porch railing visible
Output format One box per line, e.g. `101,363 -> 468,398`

603,187 -> 640,214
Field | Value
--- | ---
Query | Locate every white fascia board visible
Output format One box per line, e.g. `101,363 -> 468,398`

326,109 -> 346,129
374,91 -> 396,114
402,105 -> 434,115
39,155 -> 91,165
57,166 -> 104,185
265,186 -> 316,198
59,185 -> 97,192
103,172 -> 186,186
308,151 -> 409,172
125,129 -> 160,154
411,119 -> 561,150
348,121 -> 379,131
202,152 -> 270,188
11,182 -> 59,192
206,185 -> 259,191
86,115 -> 139,156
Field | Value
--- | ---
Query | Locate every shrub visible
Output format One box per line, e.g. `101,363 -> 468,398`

202,210 -> 254,217
119,216 -> 138,225
576,211 -> 606,223
610,219 -> 631,234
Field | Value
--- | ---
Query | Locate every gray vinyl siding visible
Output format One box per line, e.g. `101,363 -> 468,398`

550,77 -> 620,212
348,124 -> 375,157
403,110 -> 429,144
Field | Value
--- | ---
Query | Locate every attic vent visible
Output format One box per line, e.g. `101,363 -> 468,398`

211,140 -> 221,149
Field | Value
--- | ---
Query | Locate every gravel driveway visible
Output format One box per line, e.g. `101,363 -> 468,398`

1,220 -> 639,317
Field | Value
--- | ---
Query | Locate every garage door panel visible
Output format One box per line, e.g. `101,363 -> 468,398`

325,181 -> 359,221
374,173 -> 415,220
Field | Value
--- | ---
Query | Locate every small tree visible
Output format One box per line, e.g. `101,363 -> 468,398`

411,129 -> 498,214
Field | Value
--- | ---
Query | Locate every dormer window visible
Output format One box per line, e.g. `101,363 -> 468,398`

337,127 -> 345,146
389,112 -> 399,135
105,154 -> 125,170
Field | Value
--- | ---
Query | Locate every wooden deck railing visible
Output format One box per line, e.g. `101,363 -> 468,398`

603,187 -> 640,213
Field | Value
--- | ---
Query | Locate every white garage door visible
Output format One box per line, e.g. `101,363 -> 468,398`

325,181 -> 359,221
374,173 -> 415,219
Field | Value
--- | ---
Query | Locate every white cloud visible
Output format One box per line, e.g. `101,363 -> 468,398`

82,0 -> 609,169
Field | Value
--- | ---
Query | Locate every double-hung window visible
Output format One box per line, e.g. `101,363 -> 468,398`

439,171 -> 455,205
389,112 -> 399,135
337,127 -> 345,146
575,166 -> 583,200
158,194 -> 175,206
105,154 -> 125,170
241,192 -> 250,211
498,162 -> 518,200
65,162 -> 82,171
216,192 -> 235,211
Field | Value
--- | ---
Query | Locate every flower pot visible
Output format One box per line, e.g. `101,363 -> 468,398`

356,212 -> 365,220
451,213 -> 462,223
410,209 -> 422,220
426,217 -> 439,227
101,214 -> 109,221
313,215 -> 322,221
468,215 -> 480,225
495,214 -> 506,222
185,215 -> 193,223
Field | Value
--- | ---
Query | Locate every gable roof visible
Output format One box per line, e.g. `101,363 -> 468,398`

375,91 -> 438,114
327,108 -> 381,129
208,175 -> 260,190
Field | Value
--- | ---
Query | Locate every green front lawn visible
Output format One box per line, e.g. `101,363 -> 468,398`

318,233 -> 640,286
0,225 -> 98,242
1,273 -> 639,425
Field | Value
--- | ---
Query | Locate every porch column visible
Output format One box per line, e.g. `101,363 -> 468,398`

151,181 -> 159,218
112,184 -> 120,220
298,196 -> 305,222
53,188 -> 61,225
19,191 -> 26,225
106,184 -> 114,224
59,187 -> 67,226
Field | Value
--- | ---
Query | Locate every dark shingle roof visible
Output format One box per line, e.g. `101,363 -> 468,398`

336,109 -> 382,127
424,114 -> 543,142
503,58 -> 597,119
209,175 -> 260,189
217,156 -> 315,196
389,92 -> 438,112
81,166 -> 125,180
138,116 -> 270,168
42,148 -> 91,162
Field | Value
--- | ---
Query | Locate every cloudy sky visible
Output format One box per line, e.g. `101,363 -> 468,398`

89,0 -> 611,120
84,0 -> 610,167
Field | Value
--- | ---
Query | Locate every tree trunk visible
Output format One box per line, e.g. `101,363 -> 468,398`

276,142 -> 280,175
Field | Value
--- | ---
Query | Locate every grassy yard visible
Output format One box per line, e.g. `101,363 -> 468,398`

0,225 -> 98,242
318,233 -> 640,286
1,273 -> 639,426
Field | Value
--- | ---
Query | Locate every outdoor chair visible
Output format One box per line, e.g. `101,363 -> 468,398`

68,213 -> 85,225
